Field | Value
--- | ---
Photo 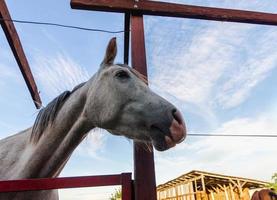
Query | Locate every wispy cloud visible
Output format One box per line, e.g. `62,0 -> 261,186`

0,64 -> 18,79
76,129 -> 107,160
0,49 -> 21,89
33,53 -> 90,99
32,52 -> 106,157
148,22 -> 244,105
147,20 -> 277,110
215,30 -> 277,108
59,186 -> 116,200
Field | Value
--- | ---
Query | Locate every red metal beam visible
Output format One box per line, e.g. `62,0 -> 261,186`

0,173 -> 132,193
131,14 -> 157,200
71,0 -> 277,26
0,0 -> 42,108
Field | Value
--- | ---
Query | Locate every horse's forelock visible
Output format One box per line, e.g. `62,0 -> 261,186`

116,64 -> 148,84
130,68 -> 148,84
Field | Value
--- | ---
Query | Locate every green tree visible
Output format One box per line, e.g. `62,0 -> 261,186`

110,188 -> 122,200
267,173 -> 277,191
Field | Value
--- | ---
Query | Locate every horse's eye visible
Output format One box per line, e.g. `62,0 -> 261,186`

115,70 -> 130,79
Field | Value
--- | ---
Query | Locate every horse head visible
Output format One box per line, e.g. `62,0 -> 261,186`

84,38 -> 186,151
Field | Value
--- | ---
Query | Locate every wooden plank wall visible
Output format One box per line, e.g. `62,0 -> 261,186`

158,183 -> 251,200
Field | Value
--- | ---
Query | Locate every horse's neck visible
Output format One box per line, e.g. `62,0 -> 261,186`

16,83 -> 94,179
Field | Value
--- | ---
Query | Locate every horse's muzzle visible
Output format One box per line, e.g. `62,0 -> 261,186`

165,110 -> 186,148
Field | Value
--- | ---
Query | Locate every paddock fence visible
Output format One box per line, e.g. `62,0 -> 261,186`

0,173 -> 132,200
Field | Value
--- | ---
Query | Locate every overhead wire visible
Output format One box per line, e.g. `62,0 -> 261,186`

0,17 -> 126,34
188,133 -> 277,138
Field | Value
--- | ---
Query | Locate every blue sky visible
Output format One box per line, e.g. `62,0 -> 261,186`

1,0 -> 277,199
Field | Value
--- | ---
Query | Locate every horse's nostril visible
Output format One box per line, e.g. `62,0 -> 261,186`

172,109 -> 182,124
171,108 -> 177,116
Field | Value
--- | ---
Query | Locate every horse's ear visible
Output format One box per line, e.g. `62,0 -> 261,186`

101,37 -> 117,67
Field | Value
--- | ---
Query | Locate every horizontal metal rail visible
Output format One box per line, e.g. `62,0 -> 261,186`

0,173 -> 132,200
71,0 -> 277,26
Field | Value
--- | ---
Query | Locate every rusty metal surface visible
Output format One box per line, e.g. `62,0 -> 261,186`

71,0 -> 277,26
121,173 -> 133,200
0,173 -> 132,197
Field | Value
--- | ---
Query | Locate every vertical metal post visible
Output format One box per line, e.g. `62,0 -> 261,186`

124,13 -> 130,64
131,14 -> 157,200
122,173 -> 132,200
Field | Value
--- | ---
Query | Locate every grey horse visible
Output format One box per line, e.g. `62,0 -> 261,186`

0,38 -> 186,200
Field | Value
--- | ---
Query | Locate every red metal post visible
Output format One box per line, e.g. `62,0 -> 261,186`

131,14 -> 157,200
0,0 -> 42,108
121,173 -> 132,200
124,13 -> 130,64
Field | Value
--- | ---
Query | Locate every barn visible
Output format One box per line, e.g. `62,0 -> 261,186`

157,170 -> 268,200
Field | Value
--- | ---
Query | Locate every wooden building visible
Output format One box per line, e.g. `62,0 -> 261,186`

157,170 -> 268,200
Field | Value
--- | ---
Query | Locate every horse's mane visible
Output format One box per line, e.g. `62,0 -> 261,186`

30,82 -> 86,143
30,64 -> 146,144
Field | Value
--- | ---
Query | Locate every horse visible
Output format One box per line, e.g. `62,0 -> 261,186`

0,38 -> 186,200
252,189 -> 277,200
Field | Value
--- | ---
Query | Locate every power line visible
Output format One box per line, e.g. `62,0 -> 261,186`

0,17 -> 126,34
188,133 -> 277,138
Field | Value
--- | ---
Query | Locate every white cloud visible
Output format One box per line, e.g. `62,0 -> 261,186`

149,23 -> 241,104
215,30 -> 277,108
33,53 -> 106,157
33,53 -> 90,99
0,64 -> 18,79
148,21 -> 277,110
0,49 -> 21,89
59,186 -> 117,200
146,2 -> 277,111
76,129 -> 107,160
